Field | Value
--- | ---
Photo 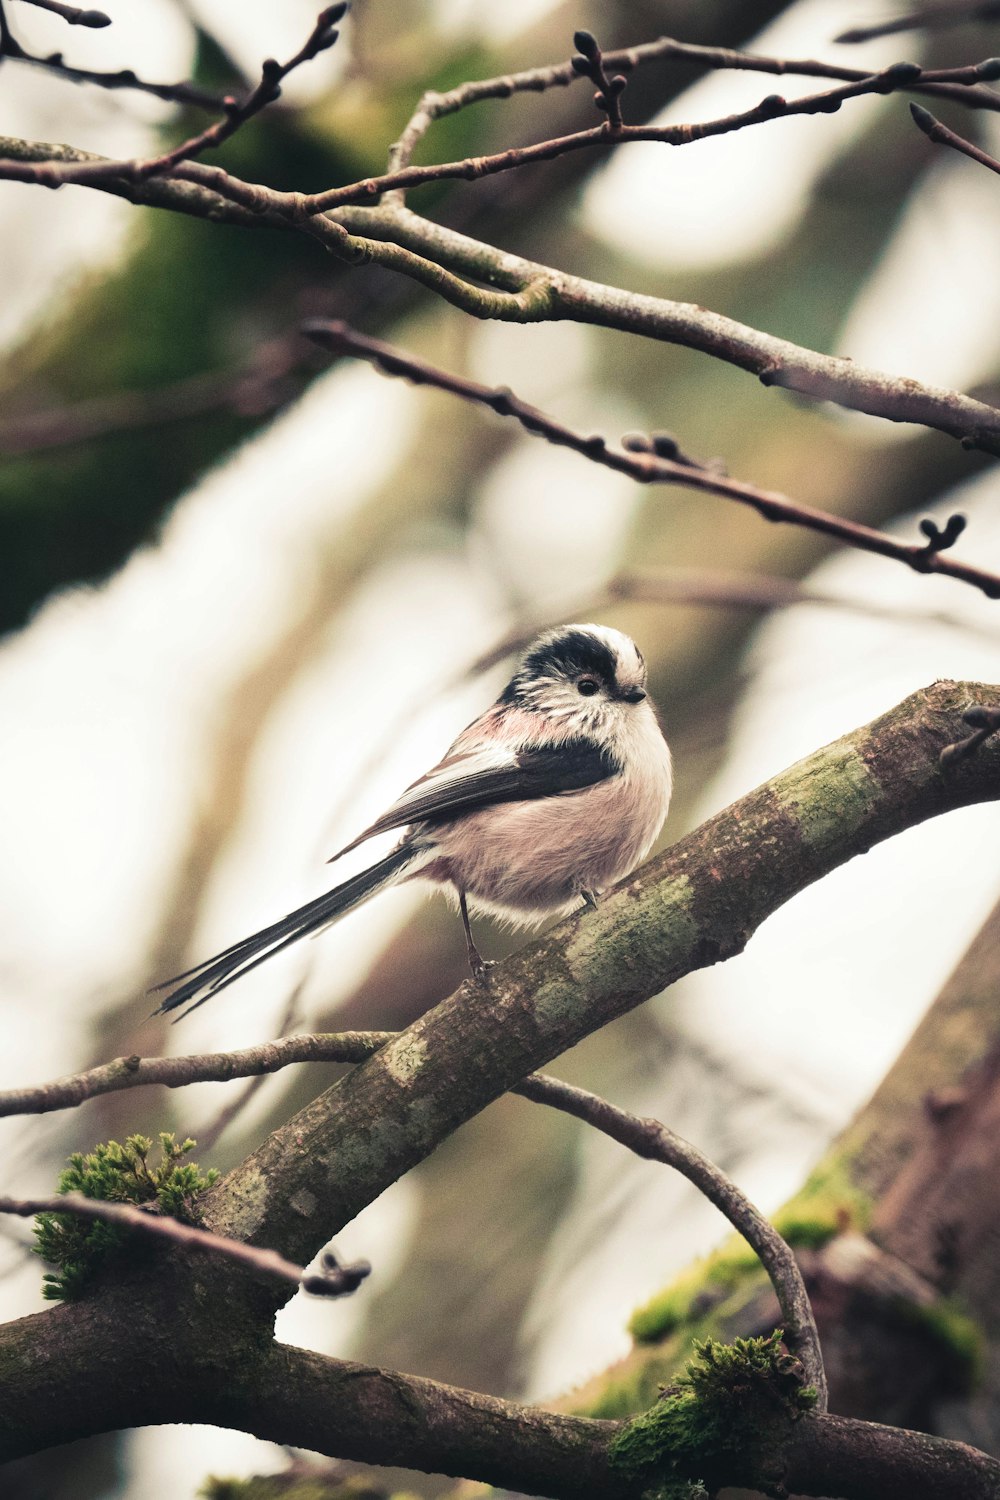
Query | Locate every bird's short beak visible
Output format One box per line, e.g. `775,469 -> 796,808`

620,687 -> 646,703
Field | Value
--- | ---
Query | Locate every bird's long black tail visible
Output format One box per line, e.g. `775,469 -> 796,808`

152,844 -> 419,1019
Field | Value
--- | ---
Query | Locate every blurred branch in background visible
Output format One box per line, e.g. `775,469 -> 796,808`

837,1 -> 1000,44
0,334 -> 329,453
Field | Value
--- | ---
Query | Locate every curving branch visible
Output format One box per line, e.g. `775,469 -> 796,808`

0,1034 -> 825,1402
515,1074 -> 826,1407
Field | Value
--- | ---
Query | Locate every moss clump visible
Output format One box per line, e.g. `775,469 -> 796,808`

629,1243 -> 763,1344
34,1133 -> 219,1301
630,1158 -> 873,1346
895,1296 -> 984,1393
609,1330 -> 817,1497
773,1157 -> 871,1248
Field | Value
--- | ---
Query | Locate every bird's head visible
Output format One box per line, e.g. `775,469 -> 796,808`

500,624 -> 650,732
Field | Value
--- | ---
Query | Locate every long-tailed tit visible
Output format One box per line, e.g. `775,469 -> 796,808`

154,624 -> 672,1018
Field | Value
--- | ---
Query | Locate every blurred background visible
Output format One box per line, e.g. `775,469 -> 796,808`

3,0 -> 1000,1494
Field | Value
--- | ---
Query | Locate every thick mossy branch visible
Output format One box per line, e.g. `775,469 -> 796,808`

205,680 -> 1000,1273
34,1132 -> 217,1300
610,1331 -> 816,1497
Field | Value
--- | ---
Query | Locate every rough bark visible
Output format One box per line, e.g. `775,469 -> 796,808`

203,680 -> 1000,1276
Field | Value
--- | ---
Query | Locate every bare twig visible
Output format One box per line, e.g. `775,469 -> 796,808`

0,334 -> 320,454
14,0 -> 109,25
0,4 -> 347,188
0,1192 -> 369,1296
138,3 -> 348,179
911,98 -> 1000,175
838,3 -> 1000,44
516,1073 -> 827,1409
303,321 -> 1000,600
6,50 -> 1000,202
570,29 -> 628,130
210,58 -> 1000,219
384,33 -> 1000,202
0,0 -> 226,108
0,1032 -> 391,1118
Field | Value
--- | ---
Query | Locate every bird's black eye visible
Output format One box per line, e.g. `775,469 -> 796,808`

577,677 -> 600,696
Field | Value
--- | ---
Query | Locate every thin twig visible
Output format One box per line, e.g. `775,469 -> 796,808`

0,0 -> 226,108
384,33 -> 1000,202
0,1192 -> 369,1296
0,1032 -> 391,1117
6,52 -> 1000,202
303,321 -> 1000,601
911,99 -> 1000,176
135,4 -> 347,180
0,5 -> 347,188
14,0 -> 109,25
516,1073 -> 827,1410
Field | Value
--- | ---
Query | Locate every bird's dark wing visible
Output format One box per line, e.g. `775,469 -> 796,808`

333,738 -> 620,859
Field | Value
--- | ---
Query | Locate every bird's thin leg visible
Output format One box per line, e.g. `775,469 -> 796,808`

580,888 -> 601,911
458,889 -> 489,981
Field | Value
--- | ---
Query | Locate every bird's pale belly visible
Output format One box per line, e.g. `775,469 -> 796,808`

421,773 -> 666,921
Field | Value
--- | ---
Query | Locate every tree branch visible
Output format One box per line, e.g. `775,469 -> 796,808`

0,1031 -> 389,1118
215,1342 -> 1000,1500
332,203 -> 1000,457
0,1035 -> 825,1402
3,120 -> 1000,451
0,1193 -> 367,1297
515,1074 -> 826,1408
383,32 -> 1000,204
911,99 -> 1000,177
305,320 -> 1000,597
0,0 -> 226,107
200,680 -> 1000,1275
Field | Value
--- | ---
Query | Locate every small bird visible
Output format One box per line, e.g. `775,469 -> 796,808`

154,624 -> 672,1018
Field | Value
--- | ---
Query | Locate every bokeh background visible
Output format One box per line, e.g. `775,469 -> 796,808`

3,0 -> 1000,1493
